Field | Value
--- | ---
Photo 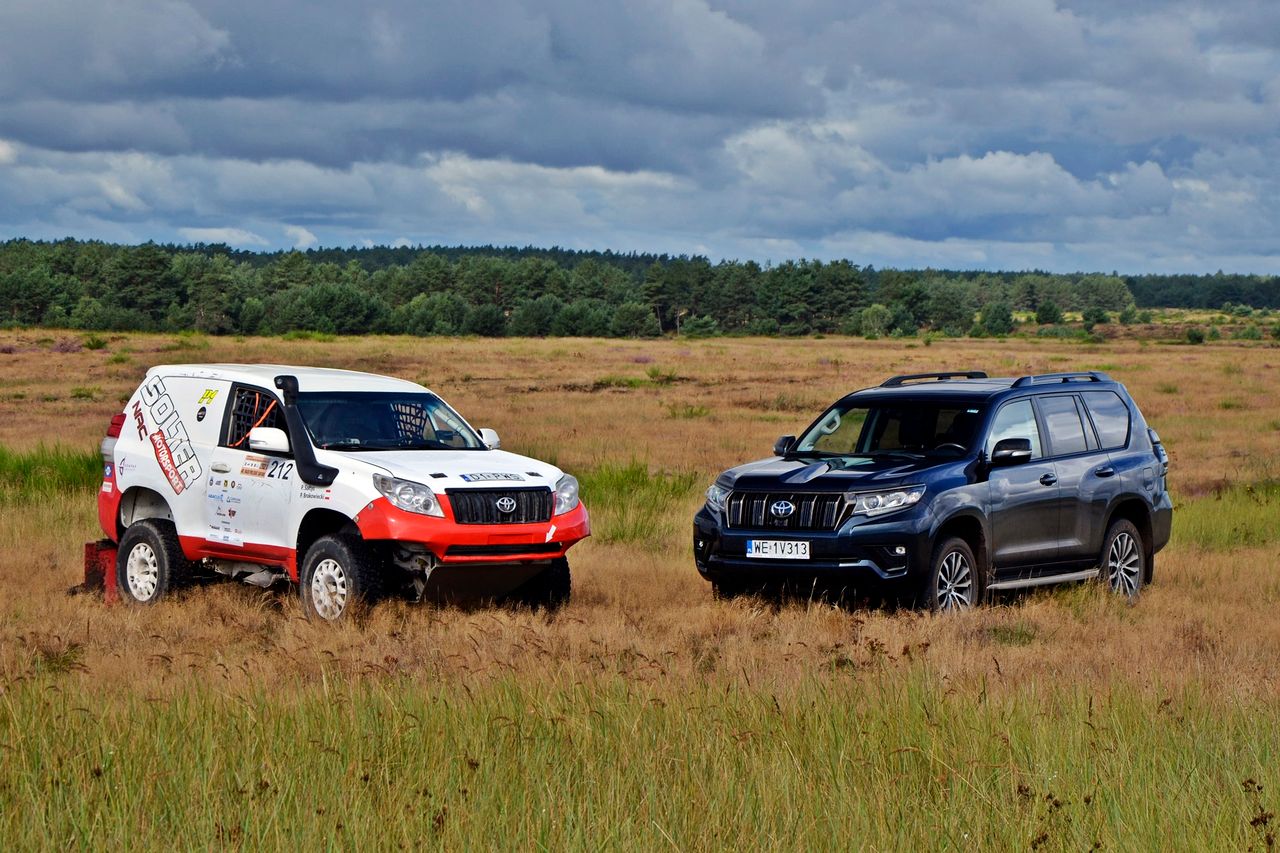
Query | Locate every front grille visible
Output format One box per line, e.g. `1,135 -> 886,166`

726,491 -> 850,531
446,543 -> 561,557
446,488 -> 553,525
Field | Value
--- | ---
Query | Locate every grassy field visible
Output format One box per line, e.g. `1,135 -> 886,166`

2,329 -> 1279,849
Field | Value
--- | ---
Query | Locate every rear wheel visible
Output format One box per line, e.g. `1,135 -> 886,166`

299,534 -> 382,621
507,557 -> 571,611
919,537 -> 979,612
1101,519 -> 1145,601
116,519 -> 192,605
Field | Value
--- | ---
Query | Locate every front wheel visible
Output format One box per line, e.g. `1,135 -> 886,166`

919,537 -> 979,612
1101,519 -> 1145,601
116,518 -> 192,605
299,534 -> 383,621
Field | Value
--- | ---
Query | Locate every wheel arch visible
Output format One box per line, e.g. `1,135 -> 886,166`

1105,497 -> 1154,582
116,487 -> 174,537
296,507 -> 361,579
932,510 -> 990,586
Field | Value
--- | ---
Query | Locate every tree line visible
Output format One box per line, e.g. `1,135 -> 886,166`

0,238 -> 1274,338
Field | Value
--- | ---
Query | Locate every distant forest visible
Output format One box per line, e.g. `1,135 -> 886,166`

1,238 -> 1277,339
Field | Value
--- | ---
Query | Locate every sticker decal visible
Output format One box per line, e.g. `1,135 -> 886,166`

103,463 -> 113,478
197,388 -> 219,405
460,472 -> 524,482
196,406 -> 207,422
138,375 -> 203,494
240,455 -> 269,478
101,482 -> 113,494
300,484 -> 332,502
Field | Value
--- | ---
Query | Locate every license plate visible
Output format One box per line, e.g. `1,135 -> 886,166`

746,540 -> 810,560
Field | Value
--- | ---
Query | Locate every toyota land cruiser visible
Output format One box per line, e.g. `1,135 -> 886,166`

93,364 -> 590,619
693,371 -> 1171,609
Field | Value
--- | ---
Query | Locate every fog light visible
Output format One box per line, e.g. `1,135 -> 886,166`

893,545 -> 907,556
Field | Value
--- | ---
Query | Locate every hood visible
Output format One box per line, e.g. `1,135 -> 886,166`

322,448 -> 563,493
719,454 -> 949,493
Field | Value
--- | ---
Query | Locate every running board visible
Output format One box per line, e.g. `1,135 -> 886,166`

988,568 -> 1098,591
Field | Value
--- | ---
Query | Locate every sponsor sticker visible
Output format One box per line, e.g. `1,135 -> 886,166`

460,472 -> 524,482
240,455 -> 270,478
103,463 -> 113,478
101,482 -> 113,494
137,375 -> 202,493
197,388 -> 219,405
196,406 -> 207,422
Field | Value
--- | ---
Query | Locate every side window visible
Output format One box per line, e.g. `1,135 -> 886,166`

985,400 -> 1043,459
1038,395 -> 1088,456
1082,391 -> 1131,450
222,387 -> 285,450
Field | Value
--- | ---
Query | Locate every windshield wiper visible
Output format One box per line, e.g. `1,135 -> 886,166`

868,450 -> 925,460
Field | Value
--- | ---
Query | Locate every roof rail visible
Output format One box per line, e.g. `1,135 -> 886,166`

880,371 -> 989,387
1011,371 -> 1109,388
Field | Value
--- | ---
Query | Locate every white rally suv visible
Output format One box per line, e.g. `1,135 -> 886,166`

94,364 -> 590,619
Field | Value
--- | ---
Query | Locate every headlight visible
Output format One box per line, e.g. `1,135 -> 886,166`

851,486 -> 924,517
705,482 -> 730,511
554,474 -> 580,515
373,473 -> 443,517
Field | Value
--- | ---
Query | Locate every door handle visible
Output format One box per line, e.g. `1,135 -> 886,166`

1094,466 -> 1115,478
1039,473 -> 1058,486
211,462 -> 231,474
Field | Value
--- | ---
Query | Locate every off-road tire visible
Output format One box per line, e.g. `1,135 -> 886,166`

1100,518 -> 1145,602
918,536 -> 979,612
299,533 -> 383,621
507,557 -> 571,611
116,518 -> 192,605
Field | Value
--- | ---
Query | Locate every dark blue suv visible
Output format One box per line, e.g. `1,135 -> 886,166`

693,371 -> 1172,609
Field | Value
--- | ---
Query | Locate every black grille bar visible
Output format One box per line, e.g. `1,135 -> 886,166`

445,487 -> 553,525
446,543 -> 561,557
725,492 -> 850,531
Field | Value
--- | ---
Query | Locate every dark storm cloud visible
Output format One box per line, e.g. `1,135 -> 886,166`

0,0 -> 1279,272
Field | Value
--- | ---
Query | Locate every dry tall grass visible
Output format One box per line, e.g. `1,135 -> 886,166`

2,330 -> 1278,847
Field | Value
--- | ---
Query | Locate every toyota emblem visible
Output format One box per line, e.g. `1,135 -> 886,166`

495,496 -> 517,514
770,500 -> 795,518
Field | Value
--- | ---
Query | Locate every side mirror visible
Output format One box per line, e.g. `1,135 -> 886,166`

773,434 -> 796,456
249,426 -> 291,454
479,428 -> 501,449
990,437 -> 1032,466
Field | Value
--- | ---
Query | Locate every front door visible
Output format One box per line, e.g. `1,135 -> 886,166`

985,399 -> 1060,576
203,385 -> 295,558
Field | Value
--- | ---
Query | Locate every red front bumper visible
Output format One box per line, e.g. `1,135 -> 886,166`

354,496 -> 591,564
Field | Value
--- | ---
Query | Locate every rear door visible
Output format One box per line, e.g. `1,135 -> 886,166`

203,384 -> 295,557
985,398 -> 1059,576
1035,393 -> 1116,567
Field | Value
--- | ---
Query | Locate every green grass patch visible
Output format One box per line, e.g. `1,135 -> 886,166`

281,330 -> 338,342
593,374 -> 650,390
3,675 -> 1280,849
82,334 -> 108,350
0,444 -> 102,501
665,402 -> 710,419
70,386 -> 102,400
1176,482 -> 1280,550
1219,398 -> 1246,410
1156,382 -> 1179,394
578,461 -> 700,545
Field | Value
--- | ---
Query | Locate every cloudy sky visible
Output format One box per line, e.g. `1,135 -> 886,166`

1,0 -> 1279,272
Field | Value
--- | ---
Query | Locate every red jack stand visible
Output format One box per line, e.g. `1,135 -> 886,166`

83,540 -> 120,604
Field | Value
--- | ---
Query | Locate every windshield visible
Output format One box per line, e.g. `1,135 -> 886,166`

793,400 -> 984,458
297,391 -> 485,451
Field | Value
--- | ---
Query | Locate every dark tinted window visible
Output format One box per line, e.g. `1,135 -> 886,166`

1038,395 -> 1087,456
1082,391 -> 1131,449
985,399 -> 1043,459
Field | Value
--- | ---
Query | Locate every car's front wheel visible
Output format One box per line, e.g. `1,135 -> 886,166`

1101,519 -> 1145,601
919,536 -> 979,612
299,534 -> 382,621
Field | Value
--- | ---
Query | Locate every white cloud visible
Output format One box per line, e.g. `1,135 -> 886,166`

177,226 -> 268,246
0,139 -> 16,165
284,225 -> 317,249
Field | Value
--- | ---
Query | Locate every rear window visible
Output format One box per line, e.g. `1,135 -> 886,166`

1082,391 -> 1131,450
1038,395 -> 1088,456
